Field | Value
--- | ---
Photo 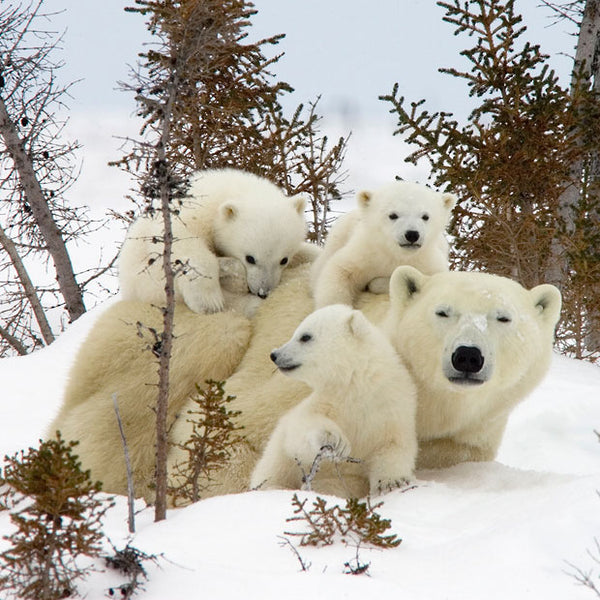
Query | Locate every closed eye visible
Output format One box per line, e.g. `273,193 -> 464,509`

299,333 -> 312,343
497,315 -> 512,323
435,309 -> 450,318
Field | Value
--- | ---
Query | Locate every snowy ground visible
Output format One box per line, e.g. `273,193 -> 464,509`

1,298 -> 599,599
1,113 -> 600,598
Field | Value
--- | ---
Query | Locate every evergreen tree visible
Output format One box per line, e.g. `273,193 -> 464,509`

0,434 -> 112,599
115,0 -> 349,520
381,0 -> 600,358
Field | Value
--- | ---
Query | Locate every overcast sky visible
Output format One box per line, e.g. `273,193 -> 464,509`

29,0 -> 581,210
42,0 -> 578,121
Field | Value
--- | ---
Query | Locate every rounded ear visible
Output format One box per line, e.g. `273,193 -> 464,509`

442,192 -> 457,212
530,284 -> 562,327
389,266 -> 428,312
347,309 -> 370,338
221,202 -> 238,221
357,190 -> 372,209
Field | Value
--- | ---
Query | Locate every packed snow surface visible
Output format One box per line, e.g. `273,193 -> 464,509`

1,303 -> 599,599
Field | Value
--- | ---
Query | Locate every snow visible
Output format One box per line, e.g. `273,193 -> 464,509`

1,305 -> 599,598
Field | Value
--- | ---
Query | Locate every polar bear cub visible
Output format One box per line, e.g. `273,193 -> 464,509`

250,304 -> 417,496
311,181 -> 456,308
119,168 -> 307,313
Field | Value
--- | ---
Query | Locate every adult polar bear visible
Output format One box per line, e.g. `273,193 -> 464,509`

51,259 -> 561,500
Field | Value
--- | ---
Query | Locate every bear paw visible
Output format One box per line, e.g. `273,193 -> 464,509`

309,428 -> 351,462
218,257 -> 249,294
366,276 -> 391,295
180,277 -> 225,314
370,477 -> 411,496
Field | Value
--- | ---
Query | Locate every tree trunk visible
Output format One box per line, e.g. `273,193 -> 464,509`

547,0 -> 600,290
153,74 -> 179,523
0,98 -> 86,323
0,223 -> 55,346
577,0 -> 600,352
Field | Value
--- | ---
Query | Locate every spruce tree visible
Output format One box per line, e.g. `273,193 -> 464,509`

0,434 -> 112,599
381,0 -> 600,358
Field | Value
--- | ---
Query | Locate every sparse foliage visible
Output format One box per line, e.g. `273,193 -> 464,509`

113,0 -> 349,236
567,538 -> 600,597
285,493 -> 401,549
104,542 -> 160,599
0,0 -> 114,357
380,0 -> 600,360
115,0 -> 349,520
296,443 -> 361,492
168,380 -> 244,506
0,434 -> 113,599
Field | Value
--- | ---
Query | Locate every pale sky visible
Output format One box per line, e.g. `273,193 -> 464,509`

42,0 -> 578,120
16,0 -> 582,293
29,0 -> 581,214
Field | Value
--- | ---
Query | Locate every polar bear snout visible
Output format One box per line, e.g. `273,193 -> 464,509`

444,344 -> 491,386
404,229 -> 421,245
452,345 -> 484,374
397,225 -> 424,249
270,348 -> 300,373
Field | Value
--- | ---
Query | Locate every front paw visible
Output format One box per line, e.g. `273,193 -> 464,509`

307,428 -> 351,462
180,277 -> 225,313
218,257 -> 248,294
366,276 -> 390,295
370,477 -> 411,496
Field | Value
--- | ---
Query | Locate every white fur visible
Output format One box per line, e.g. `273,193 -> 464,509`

311,181 -> 456,307
118,168 -> 307,313
250,304 -> 417,496
385,266 -> 562,468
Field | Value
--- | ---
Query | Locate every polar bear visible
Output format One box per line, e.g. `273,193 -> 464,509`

54,262 -> 560,500
250,304 -> 417,496
118,168 -> 308,314
383,266 -> 562,468
311,181 -> 456,307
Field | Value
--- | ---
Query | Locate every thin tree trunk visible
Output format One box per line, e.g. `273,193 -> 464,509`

577,0 -> 600,352
0,322 -> 28,356
154,74 -> 179,523
0,223 -> 55,345
547,0 -> 600,288
0,98 -> 86,322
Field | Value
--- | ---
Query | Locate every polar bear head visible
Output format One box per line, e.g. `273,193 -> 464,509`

269,304 -> 384,387
213,182 -> 307,299
357,181 -> 456,253
387,266 -> 561,401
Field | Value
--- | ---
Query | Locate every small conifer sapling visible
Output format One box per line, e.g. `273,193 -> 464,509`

0,433 -> 113,600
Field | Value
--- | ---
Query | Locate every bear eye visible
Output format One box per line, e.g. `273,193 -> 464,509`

497,315 -> 512,324
422,213 -> 430,221
245,255 -> 256,265
435,308 -> 450,318
388,213 -> 399,220
299,333 -> 312,343
280,257 -> 288,266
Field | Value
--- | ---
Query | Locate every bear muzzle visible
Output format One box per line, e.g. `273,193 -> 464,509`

445,345 -> 489,386
270,349 -> 300,373
398,229 -> 422,249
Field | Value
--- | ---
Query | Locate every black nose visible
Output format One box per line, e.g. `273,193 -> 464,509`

451,346 -> 484,373
270,351 -> 278,363
405,230 -> 420,244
